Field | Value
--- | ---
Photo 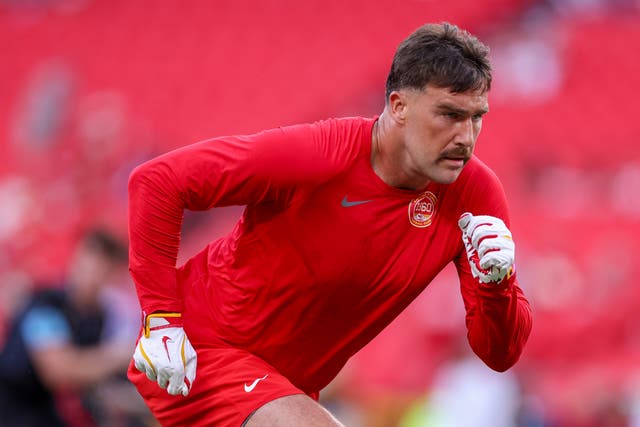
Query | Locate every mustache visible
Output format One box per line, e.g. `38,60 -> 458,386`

439,147 -> 471,160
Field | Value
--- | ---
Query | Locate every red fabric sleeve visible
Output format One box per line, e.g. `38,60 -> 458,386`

127,121 -> 350,314
453,159 -> 533,371
128,160 -> 184,314
456,268 -> 532,371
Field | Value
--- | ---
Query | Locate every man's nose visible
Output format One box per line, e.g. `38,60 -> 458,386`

455,118 -> 475,146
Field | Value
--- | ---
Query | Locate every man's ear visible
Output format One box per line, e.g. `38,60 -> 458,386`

388,90 -> 408,124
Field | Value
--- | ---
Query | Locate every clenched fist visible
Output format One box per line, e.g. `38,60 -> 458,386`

133,313 -> 197,396
458,213 -> 515,284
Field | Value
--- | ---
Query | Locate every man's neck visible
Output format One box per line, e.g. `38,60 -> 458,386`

371,111 -> 429,191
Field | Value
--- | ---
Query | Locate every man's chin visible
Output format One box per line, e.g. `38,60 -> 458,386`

431,169 -> 463,184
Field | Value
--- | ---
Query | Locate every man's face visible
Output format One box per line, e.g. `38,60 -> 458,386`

398,84 -> 489,185
68,245 -> 112,305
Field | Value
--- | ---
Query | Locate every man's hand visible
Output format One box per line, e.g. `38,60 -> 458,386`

133,313 -> 197,396
458,213 -> 515,284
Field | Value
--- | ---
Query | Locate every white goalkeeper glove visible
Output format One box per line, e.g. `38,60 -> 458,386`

458,212 -> 515,284
133,313 -> 197,396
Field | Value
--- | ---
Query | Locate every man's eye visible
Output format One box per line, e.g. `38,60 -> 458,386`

472,114 -> 483,122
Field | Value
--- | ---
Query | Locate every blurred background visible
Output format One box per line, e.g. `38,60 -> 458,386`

1,0 -> 639,425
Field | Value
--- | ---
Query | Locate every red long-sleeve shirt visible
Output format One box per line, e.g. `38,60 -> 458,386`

128,116 -> 532,393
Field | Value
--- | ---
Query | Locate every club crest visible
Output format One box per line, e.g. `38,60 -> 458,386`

408,191 -> 437,228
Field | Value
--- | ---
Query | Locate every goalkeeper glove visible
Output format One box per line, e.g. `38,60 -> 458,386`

458,212 -> 515,284
133,313 -> 197,396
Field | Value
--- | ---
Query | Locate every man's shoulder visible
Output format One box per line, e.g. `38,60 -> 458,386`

277,116 -> 373,133
312,116 -> 376,156
445,155 -> 506,202
458,155 -> 502,187
283,116 -> 375,168
256,116 -> 374,153
311,116 -> 376,134
446,155 -> 510,217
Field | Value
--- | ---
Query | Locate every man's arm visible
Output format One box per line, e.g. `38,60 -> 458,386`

456,267 -> 532,372
127,134 -> 273,396
21,307 -> 131,390
128,124 -> 336,313
128,125 -> 335,395
450,158 -> 533,371
128,159 -> 185,314
31,343 -> 132,390
127,135 -> 274,313
455,212 -> 532,371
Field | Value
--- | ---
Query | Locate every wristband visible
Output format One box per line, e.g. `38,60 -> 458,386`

143,312 -> 183,338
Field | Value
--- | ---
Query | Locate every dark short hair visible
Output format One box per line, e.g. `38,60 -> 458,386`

385,22 -> 492,100
82,228 -> 128,264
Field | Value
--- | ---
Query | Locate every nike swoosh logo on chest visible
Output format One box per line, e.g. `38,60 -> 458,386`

341,196 -> 373,207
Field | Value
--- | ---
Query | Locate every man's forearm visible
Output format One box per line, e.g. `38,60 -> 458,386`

466,278 -> 532,372
128,160 -> 184,313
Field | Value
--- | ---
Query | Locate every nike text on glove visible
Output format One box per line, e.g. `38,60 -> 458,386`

133,312 -> 197,396
458,212 -> 515,284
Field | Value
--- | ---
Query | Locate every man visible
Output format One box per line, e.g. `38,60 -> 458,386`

0,228 -> 135,427
128,22 -> 532,426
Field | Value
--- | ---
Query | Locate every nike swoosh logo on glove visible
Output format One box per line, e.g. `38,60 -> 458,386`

162,336 -> 172,361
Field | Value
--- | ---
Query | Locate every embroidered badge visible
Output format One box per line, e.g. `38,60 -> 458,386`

408,191 -> 437,228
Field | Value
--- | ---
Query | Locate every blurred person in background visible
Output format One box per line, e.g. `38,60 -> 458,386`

0,227 -> 145,427
127,22 -> 532,426
397,341 -> 522,427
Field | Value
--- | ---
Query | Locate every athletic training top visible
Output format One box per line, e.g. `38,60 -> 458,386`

128,116 -> 532,393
